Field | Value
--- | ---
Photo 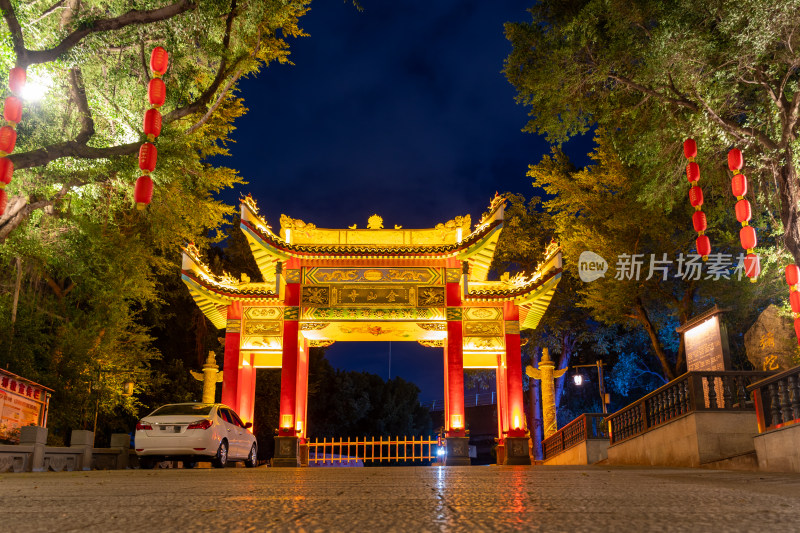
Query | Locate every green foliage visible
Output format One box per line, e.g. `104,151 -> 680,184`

505,0 -> 800,265
0,0 -> 311,440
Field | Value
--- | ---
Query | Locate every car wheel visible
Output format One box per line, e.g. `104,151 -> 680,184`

212,440 -> 228,469
139,457 -> 158,469
245,444 -> 258,468
183,461 -> 197,469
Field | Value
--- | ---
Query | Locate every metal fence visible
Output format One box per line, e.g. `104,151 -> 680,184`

607,371 -> 771,445
306,435 -> 438,465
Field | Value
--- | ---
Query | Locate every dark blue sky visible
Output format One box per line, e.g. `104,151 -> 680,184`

221,1 -> 590,401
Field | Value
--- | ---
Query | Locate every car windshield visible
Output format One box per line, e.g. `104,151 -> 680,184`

150,404 -> 213,416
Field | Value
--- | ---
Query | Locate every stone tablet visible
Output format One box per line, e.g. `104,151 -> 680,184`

744,305 -> 798,372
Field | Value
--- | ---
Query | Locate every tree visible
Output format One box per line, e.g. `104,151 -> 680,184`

505,0 -> 800,268
0,0 -> 311,441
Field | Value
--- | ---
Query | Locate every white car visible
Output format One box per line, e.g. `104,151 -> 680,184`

134,403 -> 257,469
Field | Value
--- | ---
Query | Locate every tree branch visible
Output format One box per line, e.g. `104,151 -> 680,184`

0,0 -> 28,65
21,1 -> 198,67
68,68 -> 95,144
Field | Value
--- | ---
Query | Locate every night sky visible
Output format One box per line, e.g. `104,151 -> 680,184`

218,1 -> 591,402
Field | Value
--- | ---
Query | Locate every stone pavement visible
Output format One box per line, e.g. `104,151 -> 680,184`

3,465 -> 800,532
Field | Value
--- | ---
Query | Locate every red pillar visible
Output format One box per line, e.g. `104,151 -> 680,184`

496,353 -> 509,441
278,279 -> 300,436
445,279 -> 465,437
239,353 -> 256,427
221,302 -> 242,408
295,336 -> 309,441
504,302 -> 526,438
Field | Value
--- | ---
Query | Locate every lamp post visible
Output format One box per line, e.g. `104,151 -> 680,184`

572,360 -> 609,415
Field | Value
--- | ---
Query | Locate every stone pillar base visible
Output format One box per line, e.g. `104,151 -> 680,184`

299,443 -> 309,467
271,436 -> 299,467
495,444 -> 505,466
444,437 -> 471,466
503,437 -> 531,465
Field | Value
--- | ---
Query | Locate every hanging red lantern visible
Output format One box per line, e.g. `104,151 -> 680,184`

728,148 -> 743,171
0,188 -> 6,215
3,96 -> 22,124
790,291 -> 800,314
134,175 -> 154,209
143,108 -> 162,140
744,253 -> 760,279
795,317 -> 800,345
0,157 -> 12,187
735,199 -> 751,223
696,235 -> 711,257
148,78 -> 166,107
0,126 -> 17,154
692,211 -> 707,233
731,173 -> 747,198
689,186 -> 704,207
8,67 -> 25,94
740,225 -> 757,250
150,47 -> 169,76
686,162 -> 700,183
138,142 -> 157,173
683,138 -> 697,159
786,264 -> 800,286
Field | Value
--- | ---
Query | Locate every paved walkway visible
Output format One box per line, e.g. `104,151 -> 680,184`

3,465 -> 800,532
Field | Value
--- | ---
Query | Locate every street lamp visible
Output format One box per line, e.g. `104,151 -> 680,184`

572,360 -> 610,415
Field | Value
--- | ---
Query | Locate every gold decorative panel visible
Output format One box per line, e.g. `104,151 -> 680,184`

301,307 -> 445,321
301,286 -> 330,306
504,321 -> 520,335
329,285 -> 412,307
301,323 -> 329,331
463,321 -> 503,337
464,307 -> 501,321
305,267 -> 441,285
417,286 -> 445,307
244,306 -> 282,320
417,323 -> 446,331
243,321 -> 282,336
419,340 -> 444,348
225,319 -> 241,333
463,337 -> 504,351
284,269 -> 301,284
445,268 -> 462,283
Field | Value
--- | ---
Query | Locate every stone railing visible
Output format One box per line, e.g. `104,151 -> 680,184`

542,413 -> 608,461
747,365 -> 800,433
607,371 -> 772,445
0,427 -> 137,473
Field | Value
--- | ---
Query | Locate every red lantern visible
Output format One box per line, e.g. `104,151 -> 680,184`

696,235 -> 711,257
148,78 -> 166,107
150,47 -> 169,76
143,108 -> 162,139
0,126 -> 17,154
728,148 -> 743,171
138,142 -> 157,173
0,188 -> 6,215
689,186 -> 704,207
731,173 -> 747,198
3,96 -> 22,124
692,211 -> 707,233
791,291 -> 800,314
134,175 -> 154,209
744,253 -> 760,279
686,162 -> 700,183
786,264 -> 800,286
0,157 -> 12,187
740,225 -> 757,250
683,139 -> 697,159
8,67 -> 25,94
795,317 -> 800,345
735,199 -> 751,223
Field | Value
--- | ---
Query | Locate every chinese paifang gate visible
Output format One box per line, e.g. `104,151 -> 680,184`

180,194 -> 562,465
